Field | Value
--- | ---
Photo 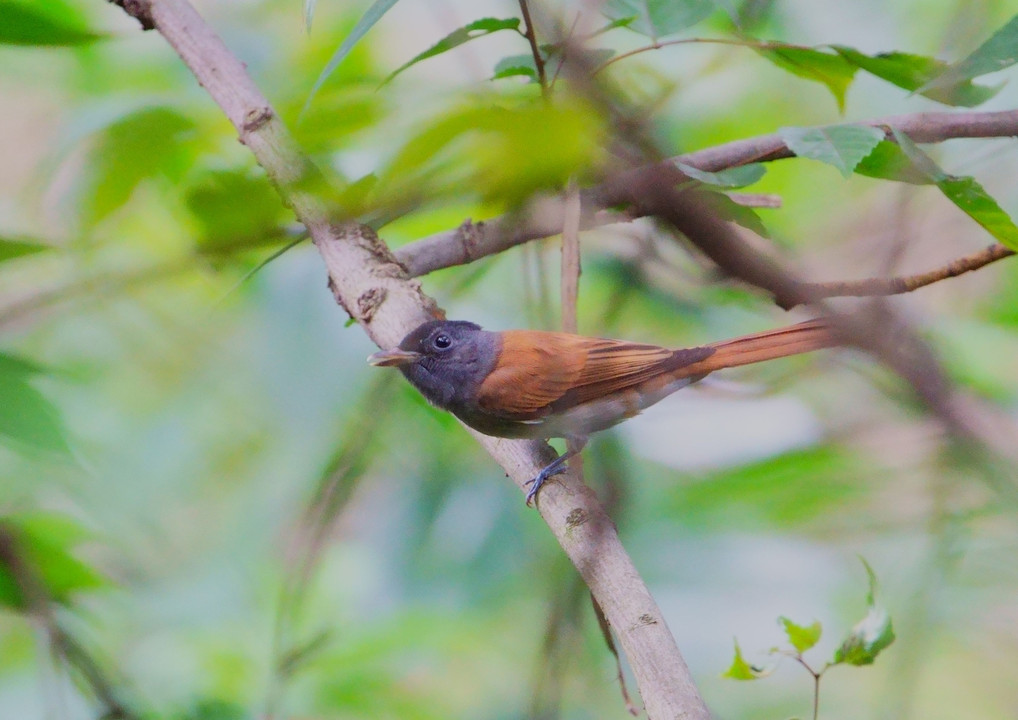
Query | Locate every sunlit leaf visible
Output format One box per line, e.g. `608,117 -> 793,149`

833,558 -> 895,666
384,18 -> 520,85
723,639 -> 764,680
756,45 -> 857,112
780,124 -> 884,177
0,513 -> 105,610
920,13 -> 1018,96
381,98 -> 606,207
779,616 -> 822,653
604,0 -> 716,40
833,46 -> 1000,107
893,129 -> 1018,250
0,354 -> 69,456
676,161 -> 766,188
305,0 -> 403,112
0,0 -> 102,46
0,236 -> 52,263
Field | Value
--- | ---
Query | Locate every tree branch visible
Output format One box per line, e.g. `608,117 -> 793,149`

395,109 -> 1018,277
107,0 -> 710,716
784,242 -> 1015,309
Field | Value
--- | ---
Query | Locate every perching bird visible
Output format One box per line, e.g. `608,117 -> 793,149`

369,318 -> 834,503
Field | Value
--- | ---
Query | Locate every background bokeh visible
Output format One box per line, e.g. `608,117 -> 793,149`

2,1 -> 1018,718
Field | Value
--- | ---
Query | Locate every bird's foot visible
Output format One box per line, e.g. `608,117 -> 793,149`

524,453 -> 572,506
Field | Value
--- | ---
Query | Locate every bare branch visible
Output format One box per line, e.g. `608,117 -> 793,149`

784,243 -> 1015,309
396,109 -> 1018,277
110,0 -> 711,716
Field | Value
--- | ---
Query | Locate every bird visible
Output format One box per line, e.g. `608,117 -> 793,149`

368,318 -> 835,504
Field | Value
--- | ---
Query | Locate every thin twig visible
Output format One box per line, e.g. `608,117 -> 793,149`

561,178 -> 581,334
783,243 -> 1015,309
592,36 -> 787,75
518,0 -> 548,94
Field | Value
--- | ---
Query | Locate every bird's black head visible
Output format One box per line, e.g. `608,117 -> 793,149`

367,320 -> 500,411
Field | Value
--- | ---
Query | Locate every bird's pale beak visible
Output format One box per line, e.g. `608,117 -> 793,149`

367,348 -> 422,367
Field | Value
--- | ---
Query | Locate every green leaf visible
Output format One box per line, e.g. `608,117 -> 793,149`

604,0 -> 716,41
696,189 -> 769,237
492,54 -> 538,82
82,106 -> 195,228
0,236 -> 52,263
854,140 -> 932,185
0,0 -> 102,46
723,639 -> 763,680
937,176 -> 1018,251
779,616 -> 822,653
381,99 -> 606,207
779,124 -> 884,177
920,13 -> 1018,96
384,18 -> 521,85
832,46 -> 1000,107
756,45 -> 857,112
833,559 -> 895,666
676,162 -> 766,188
305,0 -> 403,112
0,513 -> 106,611
0,354 -> 69,456
184,169 -> 290,254
893,129 -> 1018,251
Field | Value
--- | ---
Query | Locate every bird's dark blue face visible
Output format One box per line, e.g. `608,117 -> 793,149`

368,320 -> 500,410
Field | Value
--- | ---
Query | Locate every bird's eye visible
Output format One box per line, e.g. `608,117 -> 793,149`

433,333 -> 452,350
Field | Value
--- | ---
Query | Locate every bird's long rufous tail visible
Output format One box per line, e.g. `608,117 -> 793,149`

676,318 -> 835,378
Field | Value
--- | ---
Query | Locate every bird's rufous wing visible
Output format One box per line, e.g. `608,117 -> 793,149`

475,331 -> 712,420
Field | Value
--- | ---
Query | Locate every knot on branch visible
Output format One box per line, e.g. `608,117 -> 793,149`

111,0 -> 154,30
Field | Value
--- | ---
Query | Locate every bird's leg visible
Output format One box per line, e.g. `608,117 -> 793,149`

524,436 -> 588,505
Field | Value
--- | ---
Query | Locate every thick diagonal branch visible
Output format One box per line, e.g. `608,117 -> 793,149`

105,0 -> 710,717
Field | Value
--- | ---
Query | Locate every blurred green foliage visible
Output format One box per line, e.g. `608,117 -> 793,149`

1,0 -> 1018,719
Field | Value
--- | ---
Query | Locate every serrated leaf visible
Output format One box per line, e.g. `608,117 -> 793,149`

892,129 -> 1018,251
779,616 -> 822,653
0,0 -> 102,46
676,162 -> 765,188
384,18 -> 521,85
833,558 -> 895,666
305,0 -> 402,112
832,46 -> 1000,107
756,46 -> 857,112
920,14 -> 1018,96
604,0 -> 716,41
493,53 -> 538,81
0,356 -> 69,456
780,124 -> 884,177
0,236 -> 52,263
833,605 -> 895,665
723,639 -> 763,680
